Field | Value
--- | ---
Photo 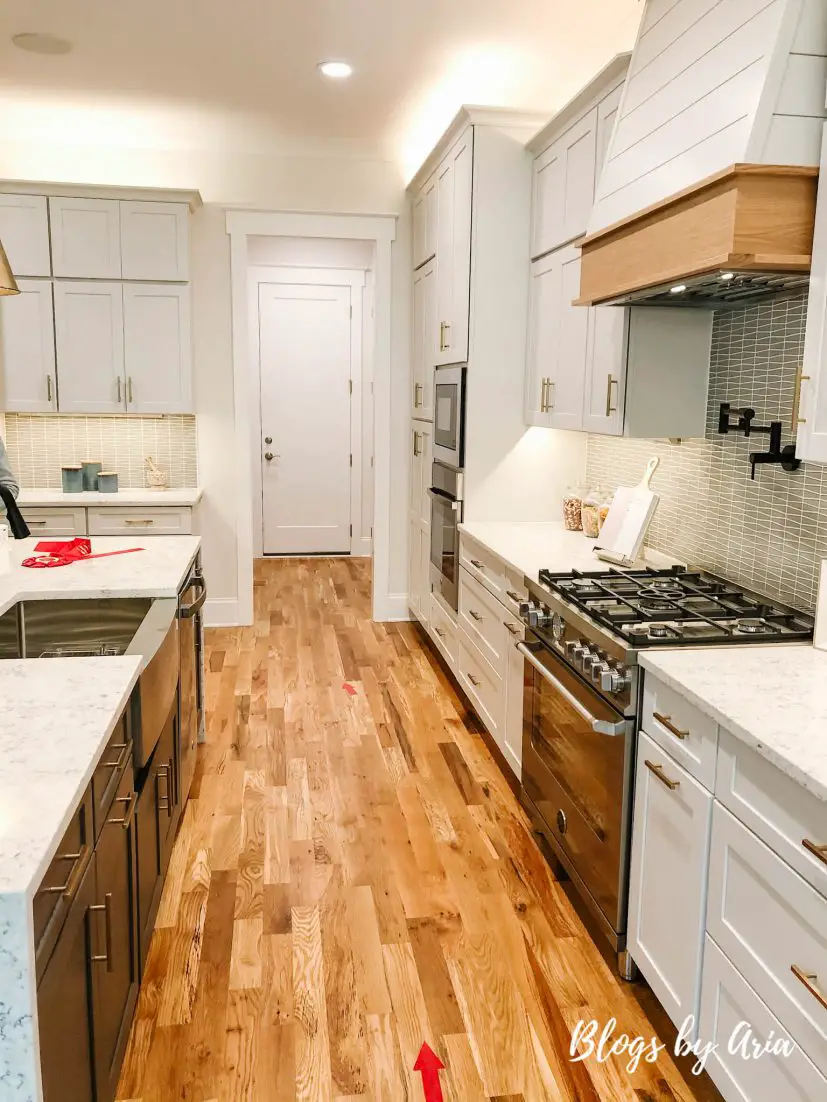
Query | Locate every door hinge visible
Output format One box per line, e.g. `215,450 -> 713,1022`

350,305 -> 353,319
349,453 -> 353,467
349,379 -> 353,395
350,524 -> 353,537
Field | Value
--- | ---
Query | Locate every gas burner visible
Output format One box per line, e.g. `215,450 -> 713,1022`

639,583 -> 685,601
628,622 -> 683,641
734,618 -> 773,635
637,598 -> 680,614
648,623 -> 679,639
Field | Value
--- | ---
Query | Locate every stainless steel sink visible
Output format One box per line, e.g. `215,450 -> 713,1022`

0,598 -> 154,659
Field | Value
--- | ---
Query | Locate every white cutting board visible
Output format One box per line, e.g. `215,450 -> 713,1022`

815,561 -> 827,651
596,457 -> 660,566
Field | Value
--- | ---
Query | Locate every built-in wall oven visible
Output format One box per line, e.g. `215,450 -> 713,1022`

429,462 -> 464,610
433,364 -> 466,469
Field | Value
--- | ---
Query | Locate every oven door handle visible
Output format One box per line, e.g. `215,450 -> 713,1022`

428,487 -> 461,511
516,642 -> 627,737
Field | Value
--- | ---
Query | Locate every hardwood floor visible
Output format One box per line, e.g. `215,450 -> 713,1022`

117,557 -> 722,1102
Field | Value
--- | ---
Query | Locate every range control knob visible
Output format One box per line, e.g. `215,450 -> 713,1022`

528,606 -> 553,630
591,661 -> 611,684
518,600 -> 536,620
582,652 -> 602,674
570,643 -> 588,660
601,666 -> 630,694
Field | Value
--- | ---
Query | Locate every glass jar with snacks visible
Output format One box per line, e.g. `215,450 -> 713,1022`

562,487 -> 583,531
581,489 -> 602,539
598,491 -> 613,533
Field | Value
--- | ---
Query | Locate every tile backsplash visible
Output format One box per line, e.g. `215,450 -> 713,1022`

586,291 -> 827,612
3,414 -> 198,490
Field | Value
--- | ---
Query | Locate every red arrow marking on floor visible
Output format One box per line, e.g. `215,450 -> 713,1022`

342,681 -> 357,696
413,1042 -> 445,1102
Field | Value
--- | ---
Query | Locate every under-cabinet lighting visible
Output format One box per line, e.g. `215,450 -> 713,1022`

669,284 -> 687,294
720,272 -> 735,281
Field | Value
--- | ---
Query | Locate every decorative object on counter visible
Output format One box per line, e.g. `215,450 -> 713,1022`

145,455 -> 168,491
61,464 -> 83,493
595,457 -> 660,567
97,470 -> 119,493
581,488 -> 603,538
22,537 -> 144,568
717,402 -> 801,481
598,491 -> 613,533
81,460 -> 102,491
562,486 -> 584,531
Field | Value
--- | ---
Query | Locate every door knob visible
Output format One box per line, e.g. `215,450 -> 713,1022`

264,452 -> 274,461
264,436 -> 273,444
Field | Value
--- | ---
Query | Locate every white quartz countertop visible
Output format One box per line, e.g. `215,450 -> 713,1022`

640,646 -> 827,803
0,535 -> 201,617
18,486 -> 203,507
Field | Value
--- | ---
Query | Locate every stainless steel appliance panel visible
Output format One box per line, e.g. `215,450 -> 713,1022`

432,364 -> 466,469
178,561 -> 206,807
429,461 -> 463,611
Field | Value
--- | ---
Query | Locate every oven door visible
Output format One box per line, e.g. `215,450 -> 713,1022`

429,488 -> 460,610
519,635 -> 632,937
433,365 -> 465,468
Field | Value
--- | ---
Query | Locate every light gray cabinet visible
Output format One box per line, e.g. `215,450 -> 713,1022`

50,197 -> 122,279
123,284 -> 192,414
0,280 -> 57,412
0,194 -> 51,277
53,281 -> 126,414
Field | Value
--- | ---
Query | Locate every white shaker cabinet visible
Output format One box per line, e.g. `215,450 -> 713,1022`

798,125 -> 827,463
49,197 -> 121,279
531,109 -> 598,259
123,284 -> 192,413
627,730 -> 713,1032
409,422 -> 433,528
435,128 -> 473,366
0,194 -> 51,276
53,281 -> 125,413
120,201 -> 189,281
0,280 -> 57,412
412,174 -> 437,272
408,516 -> 431,627
411,260 -> 436,420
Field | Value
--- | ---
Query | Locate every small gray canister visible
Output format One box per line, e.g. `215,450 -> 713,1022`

81,460 -> 102,491
61,465 -> 83,493
97,471 -> 119,493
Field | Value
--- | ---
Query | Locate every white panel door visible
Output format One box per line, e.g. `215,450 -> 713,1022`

435,128 -> 472,366
123,284 -> 192,413
531,108 -> 598,258
0,194 -> 51,276
120,201 -> 189,281
53,281 -> 125,413
628,731 -> 713,1032
798,125 -> 827,463
412,259 -> 436,420
582,303 -> 627,435
0,279 -> 57,412
49,197 -> 121,278
259,282 -> 352,554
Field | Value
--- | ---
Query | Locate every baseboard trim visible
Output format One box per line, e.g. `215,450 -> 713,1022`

204,597 -> 241,628
373,591 -> 412,622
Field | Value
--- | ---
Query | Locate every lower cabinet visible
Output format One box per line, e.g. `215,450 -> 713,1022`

408,515 -> 431,628
19,503 -> 195,539
627,730 -> 713,1030
503,612 -> 525,777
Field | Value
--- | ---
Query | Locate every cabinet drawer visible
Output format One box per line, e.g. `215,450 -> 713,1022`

21,506 -> 88,538
429,592 -> 458,668
34,786 -> 94,977
699,936 -> 826,1102
642,673 -> 718,788
459,533 -> 507,602
716,728 -> 827,899
707,803 -> 827,1074
459,567 -> 509,675
91,713 -> 133,840
457,631 -> 504,743
502,566 -> 528,617
87,506 -> 192,536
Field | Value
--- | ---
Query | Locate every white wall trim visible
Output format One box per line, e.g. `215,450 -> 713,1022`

227,209 -> 397,625
374,591 -> 410,621
204,597 -> 241,628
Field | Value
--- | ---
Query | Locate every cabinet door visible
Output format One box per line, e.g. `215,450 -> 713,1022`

798,126 -> 827,463
412,260 -> 436,420
49,197 -> 121,278
412,175 -> 437,271
409,422 -> 432,528
0,278 -> 57,412
123,284 -> 192,413
582,303 -> 627,435
503,614 -> 525,779
36,854 -> 96,1102
628,731 -> 713,1031
0,194 -> 51,276
135,754 -> 163,972
120,201 -> 189,281
409,515 -> 424,622
54,281 -> 125,413
531,109 -> 598,258
90,766 -> 139,1102
435,129 -> 472,366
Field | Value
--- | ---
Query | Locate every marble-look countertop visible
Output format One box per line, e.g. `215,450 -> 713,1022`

640,646 -> 827,803
0,658 -> 143,1102
0,535 -> 201,618
18,486 -> 203,507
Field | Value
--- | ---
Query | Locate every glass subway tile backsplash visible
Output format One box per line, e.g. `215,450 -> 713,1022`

586,292 -> 827,613
3,414 -> 198,490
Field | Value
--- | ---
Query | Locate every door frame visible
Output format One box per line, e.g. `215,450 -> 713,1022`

250,265 -> 367,558
226,210 -> 396,626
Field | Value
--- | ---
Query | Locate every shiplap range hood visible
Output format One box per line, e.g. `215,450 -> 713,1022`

577,0 -> 827,307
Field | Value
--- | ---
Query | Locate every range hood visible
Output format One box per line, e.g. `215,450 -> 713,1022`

577,0 -> 827,308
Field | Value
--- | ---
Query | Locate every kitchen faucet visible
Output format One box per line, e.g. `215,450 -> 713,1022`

0,484 -> 30,538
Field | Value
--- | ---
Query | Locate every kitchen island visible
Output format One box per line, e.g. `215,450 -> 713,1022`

0,534 -> 202,1102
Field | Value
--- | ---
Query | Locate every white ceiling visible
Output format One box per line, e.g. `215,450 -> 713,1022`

0,0 -> 643,180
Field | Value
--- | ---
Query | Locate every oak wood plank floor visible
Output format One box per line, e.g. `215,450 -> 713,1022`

117,557 -> 722,1102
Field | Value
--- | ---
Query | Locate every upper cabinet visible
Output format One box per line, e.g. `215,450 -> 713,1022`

123,284 -> 192,414
50,197 -> 122,279
412,259 -> 436,420
435,128 -> 473,366
0,194 -> 51,277
54,281 -> 126,414
120,201 -> 189,281
412,174 -> 437,271
0,280 -> 56,413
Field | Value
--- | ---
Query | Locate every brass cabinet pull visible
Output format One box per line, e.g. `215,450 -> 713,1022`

28,520 -> 47,527
433,626 -> 446,639
791,965 -> 827,1012
540,377 -> 548,412
414,382 -> 423,408
468,609 -> 483,622
506,590 -> 522,602
157,764 -> 172,816
469,559 -> 485,571
802,839 -> 827,867
46,374 -> 53,403
43,844 -> 91,899
605,374 -> 618,416
504,621 -> 521,636
439,321 -> 451,351
412,430 -> 421,458
90,894 -> 114,973
127,376 -> 134,404
125,518 -> 154,527
793,368 -> 810,431
653,712 -> 689,741
467,673 -> 482,687
645,760 -> 680,790
116,376 -> 122,403
108,791 -> 137,830
102,741 -> 132,773
546,379 -> 555,410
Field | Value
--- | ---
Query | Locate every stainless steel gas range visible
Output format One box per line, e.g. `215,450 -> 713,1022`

517,565 -> 814,979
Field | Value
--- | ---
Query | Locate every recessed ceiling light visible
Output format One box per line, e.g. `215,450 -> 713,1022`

12,32 -> 72,55
318,60 -> 353,80
670,284 -> 687,294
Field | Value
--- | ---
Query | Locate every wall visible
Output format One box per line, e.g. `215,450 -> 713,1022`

586,292 -> 826,612
0,140 -> 408,623
4,413 -> 197,489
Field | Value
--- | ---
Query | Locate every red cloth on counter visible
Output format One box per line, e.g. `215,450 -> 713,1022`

22,538 -> 144,568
